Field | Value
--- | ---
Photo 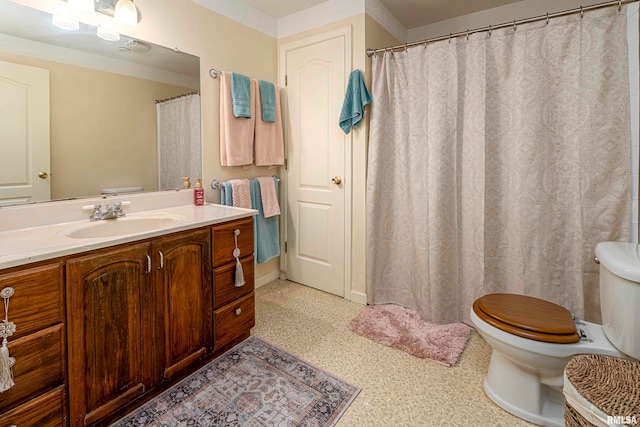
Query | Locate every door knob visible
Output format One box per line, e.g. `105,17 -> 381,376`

38,172 -> 48,179
331,176 -> 342,185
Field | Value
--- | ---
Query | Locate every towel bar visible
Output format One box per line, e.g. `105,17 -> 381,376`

212,176 -> 280,190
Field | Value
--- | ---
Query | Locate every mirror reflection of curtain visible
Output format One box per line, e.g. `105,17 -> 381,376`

157,93 -> 201,190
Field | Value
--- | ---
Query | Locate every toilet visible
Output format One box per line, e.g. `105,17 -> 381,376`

470,241 -> 640,427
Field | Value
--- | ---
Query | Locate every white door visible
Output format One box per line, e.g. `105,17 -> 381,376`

281,28 -> 351,297
0,60 -> 50,206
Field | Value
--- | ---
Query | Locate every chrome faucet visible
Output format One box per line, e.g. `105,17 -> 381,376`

89,202 -> 126,221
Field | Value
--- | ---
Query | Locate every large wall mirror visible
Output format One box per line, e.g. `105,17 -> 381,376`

0,0 -> 201,206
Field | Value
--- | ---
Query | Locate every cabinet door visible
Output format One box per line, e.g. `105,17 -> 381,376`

153,229 -> 212,382
66,242 -> 152,427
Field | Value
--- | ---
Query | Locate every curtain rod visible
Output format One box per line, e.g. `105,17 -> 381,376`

155,91 -> 199,104
366,0 -> 636,57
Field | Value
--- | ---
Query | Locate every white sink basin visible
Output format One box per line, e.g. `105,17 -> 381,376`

64,215 -> 185,239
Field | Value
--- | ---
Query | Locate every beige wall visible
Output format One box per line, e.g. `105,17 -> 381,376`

0,52 -> 191,199
11,0 -> 280,282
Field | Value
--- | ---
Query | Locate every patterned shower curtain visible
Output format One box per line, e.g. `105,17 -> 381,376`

157,93 -> 202,190
366,6 -> 631,324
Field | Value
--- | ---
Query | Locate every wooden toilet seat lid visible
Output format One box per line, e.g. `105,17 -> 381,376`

473,294 -> 580,344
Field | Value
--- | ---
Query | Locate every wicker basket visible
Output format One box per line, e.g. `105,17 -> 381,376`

564,354 -> 640,427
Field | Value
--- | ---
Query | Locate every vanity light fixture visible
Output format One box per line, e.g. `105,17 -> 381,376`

96,27 -> 120,41
114,0 -> 137,26
52,15 -> 80,31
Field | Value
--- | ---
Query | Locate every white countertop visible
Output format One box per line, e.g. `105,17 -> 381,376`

0,203 -> 257,270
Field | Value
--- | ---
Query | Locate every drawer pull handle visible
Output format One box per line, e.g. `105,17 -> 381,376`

0,287 -> 16,393
157,251 -> 164,270
145,255 -> 152,274
235,308 -> 242,316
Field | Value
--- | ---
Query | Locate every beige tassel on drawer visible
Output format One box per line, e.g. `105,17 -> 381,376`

233,229 -> 246,287
0,287 -> 16,393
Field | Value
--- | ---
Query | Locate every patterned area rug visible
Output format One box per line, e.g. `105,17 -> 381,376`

348,304 -> 470,366
111,336 -> 360,427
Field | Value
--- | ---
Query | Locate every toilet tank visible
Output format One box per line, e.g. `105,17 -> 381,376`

595,241 -> 640,360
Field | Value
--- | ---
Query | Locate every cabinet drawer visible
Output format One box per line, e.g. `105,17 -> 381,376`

0,324 -> 65,413
213,255 -> 254,309
0,385 -> 66,427
0,262 -> 64,339
214,293 -> 255,350
211,218 -> 254,267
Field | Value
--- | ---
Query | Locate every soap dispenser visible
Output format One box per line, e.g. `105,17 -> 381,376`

194,178 -> 204,206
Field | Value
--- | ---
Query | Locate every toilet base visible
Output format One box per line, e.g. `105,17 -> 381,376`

484,350 -> 565,427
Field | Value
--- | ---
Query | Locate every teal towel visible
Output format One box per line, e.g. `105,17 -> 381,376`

259,80 -> 276,122
222,180 -> 280,264
250,178 -> 280,263
339,69 -> 372,134
231,72 -> 252,118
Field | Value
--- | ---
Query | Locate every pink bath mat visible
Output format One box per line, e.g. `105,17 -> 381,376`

348,304 -> 471,366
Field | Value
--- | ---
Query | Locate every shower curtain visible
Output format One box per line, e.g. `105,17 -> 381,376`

366,6 -> 631,324
157,93 -> 201,190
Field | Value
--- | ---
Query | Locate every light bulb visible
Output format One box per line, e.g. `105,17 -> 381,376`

114,0 -> 137,26
52,15 -> 79,31
68,0 -> 94,12
97,27 -> 120,41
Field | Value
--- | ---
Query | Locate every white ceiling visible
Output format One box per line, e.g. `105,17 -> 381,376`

240,0 -> 525,29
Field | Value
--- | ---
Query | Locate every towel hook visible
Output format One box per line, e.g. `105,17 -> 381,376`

209,68 -> 220,79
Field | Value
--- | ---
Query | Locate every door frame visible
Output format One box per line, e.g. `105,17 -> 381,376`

278,26 -> 352,299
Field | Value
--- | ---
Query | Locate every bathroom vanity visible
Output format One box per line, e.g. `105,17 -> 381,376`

0,194 -> 256,426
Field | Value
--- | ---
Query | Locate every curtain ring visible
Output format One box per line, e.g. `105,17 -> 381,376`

546,12 -> 550,25
404,43 -> 408,52
424,40 -> 428,49
488,24 -> 492,37
466,29 -> 469,40
448,33 -> 452,44
619,0 -> 622,11
513,20 -> 517,32
580,6 -> 584,19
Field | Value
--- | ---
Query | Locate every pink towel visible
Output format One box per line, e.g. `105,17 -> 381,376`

256,176 -> 280,218
254,79 -> 284,166
220,73 -> 255,166
230,179 -> 252,208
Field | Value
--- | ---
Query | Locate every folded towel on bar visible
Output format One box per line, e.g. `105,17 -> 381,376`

220,73 -> 255,166
254,79 -> 284,166
250,179 -> 280,263
230,179 -> 251,208
256,176 -> 280,218
221,182 -> 233,206
339,69 -> 372,134
258,80 -> 276,122
231,72 -> 252,118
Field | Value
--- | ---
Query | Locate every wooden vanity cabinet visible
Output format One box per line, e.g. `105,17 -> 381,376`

66,242 -> 153,427
152,228 -> 211,382
0,262 -> 66,426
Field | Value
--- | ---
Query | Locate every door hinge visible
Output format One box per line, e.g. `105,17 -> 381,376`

284,241 -> 288,253
285,75 -> 288,86
284,158 -> 288,170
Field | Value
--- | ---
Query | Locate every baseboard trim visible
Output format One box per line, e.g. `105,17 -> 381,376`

350,290 -> 367,305
256,270 -> 281,289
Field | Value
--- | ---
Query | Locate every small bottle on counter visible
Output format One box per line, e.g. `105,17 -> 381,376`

194,178 -> 204,206
182,176 -> 191,189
